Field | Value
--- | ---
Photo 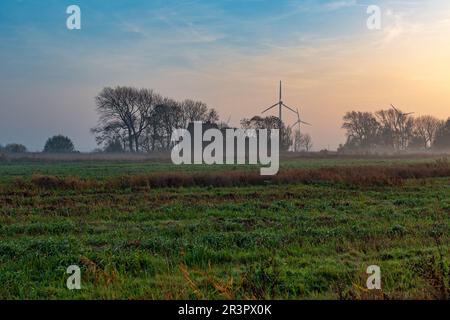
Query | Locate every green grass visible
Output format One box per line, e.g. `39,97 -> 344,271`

0,157 -> 449,299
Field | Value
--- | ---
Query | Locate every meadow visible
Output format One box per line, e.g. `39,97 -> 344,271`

0,154 -> 449,299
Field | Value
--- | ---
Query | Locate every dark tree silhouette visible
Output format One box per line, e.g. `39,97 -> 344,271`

413,116 -> 443,149
342,111 -> 380,149
104,138 -> 124,153
4,143 -> 27,153
434,118 -> 450,150
339,109 -> 444,153
43,135 -> 75,153
92,87 -> 219,153
94,87 -> 157,153
376,108 -> 414,150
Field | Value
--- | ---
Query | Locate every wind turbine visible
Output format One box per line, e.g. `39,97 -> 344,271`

261,81 -> 298,125
391,104 -> 414,150
391,104 -> 414,117
290,108 -> 311,152
290,108 -> 311,132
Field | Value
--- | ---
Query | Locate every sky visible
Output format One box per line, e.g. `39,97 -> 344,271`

0,0 -> 449,151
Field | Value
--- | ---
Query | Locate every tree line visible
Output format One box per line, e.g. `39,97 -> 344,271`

92,86 -> 313,153
339,109 -> 450,152
0,135 -> 76,154
3,86 -> 450,155
91,87 -> 220,153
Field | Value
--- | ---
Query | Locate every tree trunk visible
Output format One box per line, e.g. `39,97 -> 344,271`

127,128 -> 134,152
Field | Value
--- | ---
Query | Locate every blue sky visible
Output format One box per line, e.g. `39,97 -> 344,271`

0,0 -> 365,82
1,0 -> 449,151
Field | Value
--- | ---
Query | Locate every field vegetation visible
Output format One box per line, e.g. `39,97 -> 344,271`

0,155 -> 448,299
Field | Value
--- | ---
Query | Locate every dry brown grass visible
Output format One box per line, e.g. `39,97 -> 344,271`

29,174 -> 97,190
11,161 -> 450,191
80,256 -> 119,286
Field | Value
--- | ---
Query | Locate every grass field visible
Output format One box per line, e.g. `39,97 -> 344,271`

0,156 -> 449,299
0,155 -> 440,183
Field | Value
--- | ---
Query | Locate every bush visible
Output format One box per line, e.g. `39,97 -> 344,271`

104,138 -> 124,153
30,174 -> 96,190
43,135 -> 75,153
4,143 -> 27,153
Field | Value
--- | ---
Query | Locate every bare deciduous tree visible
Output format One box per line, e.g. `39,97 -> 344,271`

91,120 -> 129,151
340,108 -> 447,153
94,87 -> 140,152
342,111 -> 380,148
293,130 -> 303,152
376,109 -> 414,150
292,130 -> 313,152
434,118 -> 450,150
300,133 -> 313,152
92,87 -> 219,153
181,100 -> 219,127
413,115 -> 443,149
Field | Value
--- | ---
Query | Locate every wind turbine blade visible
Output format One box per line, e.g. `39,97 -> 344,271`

282,103 -> 297,114
290,121 -> 300,129
404,112 -> 414,116
300,121 -> 311,126
261,103 -> 278,114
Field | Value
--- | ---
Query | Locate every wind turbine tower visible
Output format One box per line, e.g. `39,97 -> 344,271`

278,81 -> 282,121
290,108 -> 311,134
261,81 -> 297,125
